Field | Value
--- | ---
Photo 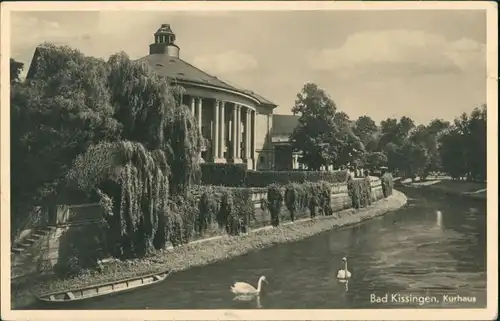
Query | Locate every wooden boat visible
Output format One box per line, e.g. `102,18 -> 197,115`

35,270 -> 171,304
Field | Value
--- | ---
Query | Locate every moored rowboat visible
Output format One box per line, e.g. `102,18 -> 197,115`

35,270 -> 171,303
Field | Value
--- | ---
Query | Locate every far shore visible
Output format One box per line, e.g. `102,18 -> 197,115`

12,190 -> 407,309
400,177 -> 486,201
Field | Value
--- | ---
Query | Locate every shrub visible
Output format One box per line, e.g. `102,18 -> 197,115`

318,181 -> 333,216
189,185 -> 256,236
168,195 -> 197,247
347,178 -> 361,209
200,163 -> 247,187
381,172 -> 394,197
347,178 -> 373,210
363,176 -> 373,206
54,222 -> 107,278
231,188 -> 254,234
267,184 -> 283,227
246,170 -> 347,187
218,190 -> 247,235
284,183 -> 299,222
196,187 -> 218,234
304,182 -> 321,218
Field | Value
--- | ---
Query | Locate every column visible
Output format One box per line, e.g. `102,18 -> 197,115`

244,109 -> 253,170
196,98 -> 202,133
219,101 -> 226,160
231,105 -> 237,159
236,105 -> 241,159
252,110 -> 256,170
213,100 -> 219,161
246,109 -> 251,158
231,104 -> 242,163
196,98 -> 203,157
190,97 -> 195,117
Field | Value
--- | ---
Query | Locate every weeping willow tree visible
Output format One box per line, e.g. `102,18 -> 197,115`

68,141 -> 171,258
63,50 -> 202,259
165,103 -> 202,195
107,52 -> 201,196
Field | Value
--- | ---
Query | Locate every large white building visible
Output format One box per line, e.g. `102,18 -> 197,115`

27,24 -> 301,170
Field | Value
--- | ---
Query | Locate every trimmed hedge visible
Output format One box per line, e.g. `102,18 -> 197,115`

200,163 -> 247,187
200,163 -> 349,188
381,172 -> 394,198
246,170 -> 348,187
190,185 -> 254,236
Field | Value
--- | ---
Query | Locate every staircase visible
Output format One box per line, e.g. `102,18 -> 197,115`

11,226 -> 55,280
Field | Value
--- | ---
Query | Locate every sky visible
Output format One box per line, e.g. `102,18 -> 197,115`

10,9 -> 487,125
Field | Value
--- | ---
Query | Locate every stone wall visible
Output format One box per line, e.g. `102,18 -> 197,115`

32,179 -> 383,273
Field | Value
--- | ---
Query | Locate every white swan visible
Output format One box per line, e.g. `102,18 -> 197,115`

336,257 -> 352,280
230,276 -> 268,295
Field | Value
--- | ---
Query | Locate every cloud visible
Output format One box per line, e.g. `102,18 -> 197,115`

11,15 -> 66,46
192,50 -> 258,74
305,29 -> 486,77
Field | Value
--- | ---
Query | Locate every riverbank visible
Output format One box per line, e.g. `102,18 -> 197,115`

400,178 -> 486,201
12,190 -> 407,308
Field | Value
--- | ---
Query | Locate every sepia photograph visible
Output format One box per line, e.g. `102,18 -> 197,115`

1,1 -> 497,320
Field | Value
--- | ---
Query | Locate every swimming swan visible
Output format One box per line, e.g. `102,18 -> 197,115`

336,257 -> 352,280
230,276 -> 268,295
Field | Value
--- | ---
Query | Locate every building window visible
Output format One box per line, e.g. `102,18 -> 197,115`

259,156 -> 265,164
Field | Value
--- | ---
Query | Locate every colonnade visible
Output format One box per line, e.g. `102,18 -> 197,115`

188,96 -> 256,168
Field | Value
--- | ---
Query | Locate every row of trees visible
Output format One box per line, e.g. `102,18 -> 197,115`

11,44 -> 202,258
290,83 -> 487,182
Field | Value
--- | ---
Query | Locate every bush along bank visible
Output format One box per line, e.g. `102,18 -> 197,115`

199,164 -> 349,188
16,176 -> 395,301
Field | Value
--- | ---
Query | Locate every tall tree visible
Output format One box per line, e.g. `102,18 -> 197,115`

290,83 -> 342,170
353,115 -> 379,152
11,45 -> 121,231
333,112 -> 365,167
438,105 -> 486,181
11,43 -> 201,246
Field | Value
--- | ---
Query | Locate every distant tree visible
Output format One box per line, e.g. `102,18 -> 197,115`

378,118 -> 398,150
290,83 -> 342,170
383,142 -> 404,172
438,127 -> 467,179
399,140 -> 430,179
379,116 -> 415,150
438,105 -> 486,181
365,152 -> 388,170
408,120 -> 450,177
467,105 -> 487,181
353,115 -> 379,152
334,114 -> 365,168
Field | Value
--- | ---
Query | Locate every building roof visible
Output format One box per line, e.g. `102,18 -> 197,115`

137,54 -> 276,107
272,114 -> 299,136
26,44 -> 276,108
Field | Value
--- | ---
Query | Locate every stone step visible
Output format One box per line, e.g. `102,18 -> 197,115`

12,248 -> 25,254
11,229 -> 49,254
11,264 -> 37,278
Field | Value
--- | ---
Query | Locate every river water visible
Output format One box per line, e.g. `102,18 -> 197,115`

31,187 -> 487,309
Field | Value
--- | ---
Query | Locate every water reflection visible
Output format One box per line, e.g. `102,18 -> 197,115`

436,210 -> 443,229
233,294 -> 262,308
